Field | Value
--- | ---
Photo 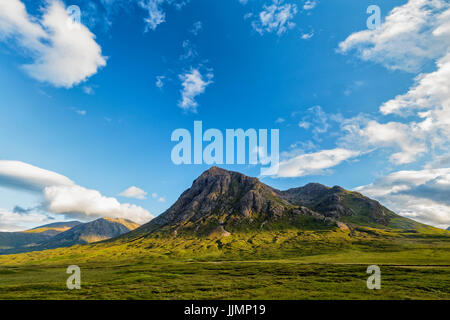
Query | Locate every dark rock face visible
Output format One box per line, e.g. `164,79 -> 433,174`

146,167 -> 293,234
134,167 -> 401,237
281,183 -> 395,225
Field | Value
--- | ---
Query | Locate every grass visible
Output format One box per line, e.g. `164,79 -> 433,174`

0,228 -> 449,300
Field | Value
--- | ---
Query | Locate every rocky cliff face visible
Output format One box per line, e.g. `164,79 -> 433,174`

281,184 -> 396,225
132,167 -> 404,238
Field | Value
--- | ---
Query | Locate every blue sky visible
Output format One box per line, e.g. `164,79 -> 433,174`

0,0 -> 449,230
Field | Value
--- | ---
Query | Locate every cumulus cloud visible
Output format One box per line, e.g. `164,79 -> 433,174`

337,0 -> 450,166
44,185 -> 151,223
0,161 -> 153,224
0,0 -> 106,88
251,0 -> 298,36
356,168 -> 450,228
339,0 -> 450,73
119,186 -> 148,199
178,68 -> 213,112
274,148 -> 360,178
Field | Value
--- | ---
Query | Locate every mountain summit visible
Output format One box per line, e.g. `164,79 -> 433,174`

130,167 -> 430,238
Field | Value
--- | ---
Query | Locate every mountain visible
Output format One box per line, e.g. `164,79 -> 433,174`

0,221 -> 81,251
447,227 -> 450,231
0,218 -> 139,254
24,221 -> 82,236
35,218 -> 140,250
128,167 -> 438,239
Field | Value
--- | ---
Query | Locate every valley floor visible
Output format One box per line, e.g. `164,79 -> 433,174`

0,230 -> 449,299
0,259 -> 449,299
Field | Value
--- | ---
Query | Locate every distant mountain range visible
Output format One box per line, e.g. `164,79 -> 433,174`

0,218 -> 139,254
127,167 -> 443,240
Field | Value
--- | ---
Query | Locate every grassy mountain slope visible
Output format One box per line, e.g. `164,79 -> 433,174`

24,221 -> 81,236
0,218 -> 139,254
0,221 -> 81,252
27,218 -> 140,251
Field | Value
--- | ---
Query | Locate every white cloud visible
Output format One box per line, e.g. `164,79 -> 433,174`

140,0 -> 166,31
337,0 -> 450,166
119,186 -> 148,199
0,209 -> 54,232
45,185 -> 151,223
339,0 -> 450,73
151,193 -> 165,202
179,39 -> 198,60
0,160 -> 74,191
0,161 -> 153,224
0,0 -> 106,88
380,52 -> 450,117
342,119 -> 428,165
356,168 -> 450,228
301,31 -> 314,39
83,86 -> 94,95
275,117 -> 285,123
274,148 -> 360,178
190,21 -> 202,35
75,109 -> 87,116
303,1 -> 316,11
155,75 -> 165,88
251,0 -> 298,36
178,68 -> 213,112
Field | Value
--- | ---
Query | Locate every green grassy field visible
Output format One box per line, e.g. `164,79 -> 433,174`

0,228 -> 449,299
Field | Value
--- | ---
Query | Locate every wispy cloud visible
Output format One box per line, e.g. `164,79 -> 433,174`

178,68 -> 213,112
140,0 -> 166,31
179,40 -> 198,60
251,0 -> 298,36
190,21 -> 202,35
303,0 -> 317,11
155,75 -> 165,88
300,30 -> 314,39
274,148 -> 360,178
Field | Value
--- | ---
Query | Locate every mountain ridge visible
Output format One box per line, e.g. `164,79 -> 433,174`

126,167 -> 442,240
